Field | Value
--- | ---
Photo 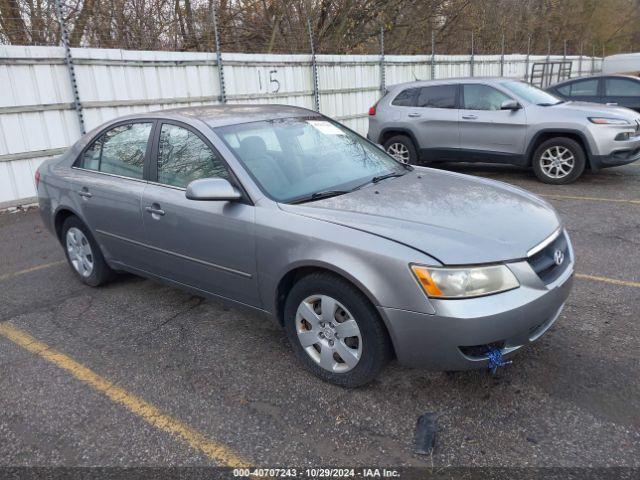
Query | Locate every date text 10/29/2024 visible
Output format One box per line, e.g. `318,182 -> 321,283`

233,468 -> 401,478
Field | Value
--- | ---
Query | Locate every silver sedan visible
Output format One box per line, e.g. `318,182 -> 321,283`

36,105 -> 574,387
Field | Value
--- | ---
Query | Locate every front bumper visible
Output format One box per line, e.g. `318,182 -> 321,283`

591,148 -> 640,169
588,122 -> 640,169
379,257 -> 574,370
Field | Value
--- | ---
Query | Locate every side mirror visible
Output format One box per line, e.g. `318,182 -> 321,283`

185,178 -> 242,201
501,99 -> 522,110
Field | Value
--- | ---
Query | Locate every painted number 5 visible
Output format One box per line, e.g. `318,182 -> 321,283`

268,70 -> 280,94
258,69 -> 281,94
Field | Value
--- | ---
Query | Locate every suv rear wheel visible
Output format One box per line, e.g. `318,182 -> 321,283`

532,137 -> 586,184
384,135 -> 417,165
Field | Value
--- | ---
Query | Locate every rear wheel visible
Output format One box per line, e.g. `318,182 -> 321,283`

284,272 -> 391,387
384,135 -> 418,165
532,137 -> 586,184
61,216 -> 113,287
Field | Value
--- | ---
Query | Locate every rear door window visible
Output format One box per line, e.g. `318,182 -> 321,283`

605,78 -> 640,96
80,122 -> 152,179
416,85 -> 457,108
391,88 -> 418,107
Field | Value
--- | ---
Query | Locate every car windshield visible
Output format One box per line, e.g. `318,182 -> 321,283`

501,81 -> 563,106
215,117 -> 408,203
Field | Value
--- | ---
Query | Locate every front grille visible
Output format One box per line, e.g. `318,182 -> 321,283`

527,230 -> 570,285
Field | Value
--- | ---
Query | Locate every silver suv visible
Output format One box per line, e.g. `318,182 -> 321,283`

368,78 -> 640,184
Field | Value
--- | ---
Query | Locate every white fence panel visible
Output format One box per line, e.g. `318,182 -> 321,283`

71,48 -> 222,132
223,53 -> 314,111
317,54 -> 381,133
384,56 -> 430,84
0,45 -> 602,207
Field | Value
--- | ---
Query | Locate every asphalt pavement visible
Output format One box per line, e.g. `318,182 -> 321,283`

0,163 -> 638,470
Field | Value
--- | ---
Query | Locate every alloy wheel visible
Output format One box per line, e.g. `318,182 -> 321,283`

540,146 -> 575,179
66,227 -> 94,278
387,142 -> 410,164
295,294 -> 362,373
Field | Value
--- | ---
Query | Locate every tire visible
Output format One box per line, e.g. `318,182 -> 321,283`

284,272 -> 392,388
61,216 -> 113,287
532,137 -> 586,185
384,135 -> 418,165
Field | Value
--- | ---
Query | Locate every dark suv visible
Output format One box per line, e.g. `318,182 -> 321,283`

547,75 -> 640,112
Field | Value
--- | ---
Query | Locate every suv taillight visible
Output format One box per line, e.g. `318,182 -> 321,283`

368,106 -> 376,116
35,168 -> 41,188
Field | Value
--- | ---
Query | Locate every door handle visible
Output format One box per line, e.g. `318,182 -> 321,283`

77,188 -> 92,198
462,114 -> 478,120
408,112 -> 421,118
145,205 -> 165,216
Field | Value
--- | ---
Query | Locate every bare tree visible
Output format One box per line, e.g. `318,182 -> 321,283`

1,0 -> 639,54
0,0 -> 29,43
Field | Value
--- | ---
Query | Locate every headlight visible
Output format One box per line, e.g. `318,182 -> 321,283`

410,264 -> 519,299
588,117 -> 630,125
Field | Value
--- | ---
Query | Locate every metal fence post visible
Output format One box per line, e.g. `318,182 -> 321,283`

591,44 -> 595,74
379,26 -> 386,95
430,31 -> 435,79
307,17 -> 320,112
578,41 -> 583,76
470,32 -> 475,77
500,33 -> 505,77
563,39 -> 567,62
525,34 -> 531,82
54,0 -> 85,134
212,1 -> 226,103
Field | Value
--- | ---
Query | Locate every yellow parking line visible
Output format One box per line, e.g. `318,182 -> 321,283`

0,260 -> 66,282
0,322 -> 249,467
576,273 -> 640,288
540,194 -> 640,205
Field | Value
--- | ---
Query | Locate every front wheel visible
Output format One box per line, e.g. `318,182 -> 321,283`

532,137 -> 586,184
284,273 -> 391,387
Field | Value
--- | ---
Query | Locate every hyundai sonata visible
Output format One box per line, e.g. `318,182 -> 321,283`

36,105 -> 574,387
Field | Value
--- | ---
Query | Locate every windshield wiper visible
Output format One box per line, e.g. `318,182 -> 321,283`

371,172 -> 406,183
290,171 -> 407,204
290,190 -> 351,204
350,171 -> 408,192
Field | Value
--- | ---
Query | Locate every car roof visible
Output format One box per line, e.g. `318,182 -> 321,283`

387,77 -> 517,91
550,74 -> 640,87
110,104 -> 320,127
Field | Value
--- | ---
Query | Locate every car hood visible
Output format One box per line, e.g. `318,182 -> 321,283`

550,101 -> 640,121
279,168 -> 561,265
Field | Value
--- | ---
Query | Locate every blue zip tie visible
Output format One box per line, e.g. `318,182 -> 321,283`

486,347 -> 512,374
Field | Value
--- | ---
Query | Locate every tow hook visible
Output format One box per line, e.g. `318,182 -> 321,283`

486,347 -> 512,374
